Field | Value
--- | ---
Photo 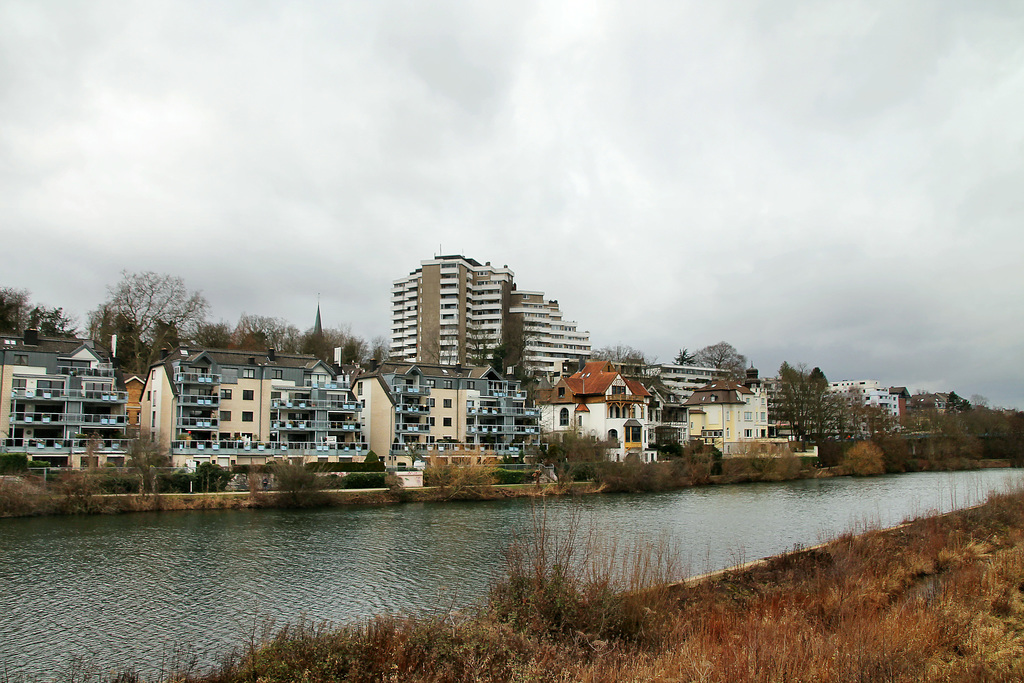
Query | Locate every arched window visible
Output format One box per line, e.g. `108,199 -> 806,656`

559,407 -> 569,426
608,428 -> 618,442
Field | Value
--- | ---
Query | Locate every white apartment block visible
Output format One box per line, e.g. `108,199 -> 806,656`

509,290 -> 590,375
829,379 -> 903,418
390,255 -> 590,373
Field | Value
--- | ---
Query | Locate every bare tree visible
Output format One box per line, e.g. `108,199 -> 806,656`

231,313 -> 301,352
192,320 -> 233,348
0,287 -> 30,333
774,362 -> 842,446
126,438 -> 169,494
694,342 -> 747,378
91,271 -> 209,373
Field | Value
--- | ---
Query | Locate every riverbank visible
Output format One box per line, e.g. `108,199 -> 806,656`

137,482 -> 1024,683
0,456 -> 1015,519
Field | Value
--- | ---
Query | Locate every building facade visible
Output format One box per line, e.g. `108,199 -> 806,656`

390,255 -> 590,374
829,380 -> 906,419
355,361 -> 539,467
684,372 -> 771,455
1,330 -> 129,466
537,361 -> 656,462
141,346 -> 365,467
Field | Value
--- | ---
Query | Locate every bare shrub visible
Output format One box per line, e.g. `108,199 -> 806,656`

271,461 -> 325,507
844,441 -> 886,476
423,463 -> 496,499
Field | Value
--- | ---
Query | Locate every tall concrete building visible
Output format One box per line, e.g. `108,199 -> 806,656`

390,255 -> 590,375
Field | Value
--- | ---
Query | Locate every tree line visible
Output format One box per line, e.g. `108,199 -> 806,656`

3,272 -> 388,376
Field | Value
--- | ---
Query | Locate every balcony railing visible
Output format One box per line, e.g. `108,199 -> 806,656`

9,412 -> 127,426
174,372 -> 222,384
57,364 -> 115,378
397,423 -> 428,433
272,420 -> 329,431
176,416 -> 219,428
3,437 -> 130,453
180,394 -> 220,406
393,385 -> 430,395
10,388 -> 129,402
395,404 -> 429,414
170,440 -> 369,458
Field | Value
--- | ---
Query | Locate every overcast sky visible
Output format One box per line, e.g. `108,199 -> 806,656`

2,1 -> 1022,407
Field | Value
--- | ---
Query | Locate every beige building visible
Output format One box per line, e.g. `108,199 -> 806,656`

390,255 -> 590,374
141,346 -> 364,467
1,330 -> 129,467
354,360 -> 539,467
684,370 -> 772,455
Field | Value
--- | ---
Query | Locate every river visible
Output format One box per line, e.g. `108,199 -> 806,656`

1,469 -> 1021,678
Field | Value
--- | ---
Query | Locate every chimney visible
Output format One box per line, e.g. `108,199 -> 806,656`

370,358 -> 380,371
577,357 -> 585,373
24,329 -> 39,346
160,348 -> 169,360
268,348 -> 276,361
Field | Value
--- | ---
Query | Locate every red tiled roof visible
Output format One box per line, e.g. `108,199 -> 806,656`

561,361 -> 651,398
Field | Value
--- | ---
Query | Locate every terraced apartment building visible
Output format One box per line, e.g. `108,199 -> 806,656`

390,255 -> 590,376
140,346 -> 365,467
0,330 -> 129,466
355,360 -> 540,467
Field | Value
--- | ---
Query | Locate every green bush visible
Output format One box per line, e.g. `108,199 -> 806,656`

27,460 -> 51,469
99,473 -> 143,494
0,453 -> 28,473
306,461 -> 386,473
493,468 -> 529,485
341,472 -> 387,489
157,471 -> 193,493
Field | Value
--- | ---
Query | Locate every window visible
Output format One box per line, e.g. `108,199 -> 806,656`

558,387 -> 565,398
272,369 -> 282,379
13,378 -> 26,389
559,407 -> 569,426
220,411 -> 231,422
611,385 -> 625,395
467,381 -> 475,389
242,390 -> 254,401
744,429 -> 752,438
242,368 -> 255,379
443,417 -> 452,427
444,380 -> 453,389
146,391 -> 151,401
220,389 -> 232,399
428,398 -> 435,407
356,382 -> 363,396
242,412 -> 254,422
608,428 -> 618,442
428,417 -> 435,426
744,411 -> 753,421
15,354 -> 27,365
443,398 -> 452,408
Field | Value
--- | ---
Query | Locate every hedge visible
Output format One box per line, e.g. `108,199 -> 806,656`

341,472 -> 387,489
307,461 -> 386,473
0,453 -> 29,473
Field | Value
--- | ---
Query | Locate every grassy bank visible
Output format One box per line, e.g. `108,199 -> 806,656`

2,454 -> 1014,519
67,482 -> 1024,683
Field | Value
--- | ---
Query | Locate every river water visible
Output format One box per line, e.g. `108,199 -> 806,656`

2,469 -> 1021,678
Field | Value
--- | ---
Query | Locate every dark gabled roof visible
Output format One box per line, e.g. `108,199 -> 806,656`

357,360 -> 504,382
0,333 -> 111,358
165,346 -> 331,372
683,380 -> 754,406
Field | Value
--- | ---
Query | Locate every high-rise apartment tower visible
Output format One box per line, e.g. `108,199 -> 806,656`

390,255 -> 590,375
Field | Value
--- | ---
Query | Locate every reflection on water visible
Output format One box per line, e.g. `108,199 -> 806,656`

1,469 -> 1020,677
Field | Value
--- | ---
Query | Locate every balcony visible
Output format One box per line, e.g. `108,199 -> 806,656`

394,385 -> 430,396
180,394 -> 220,407
514,425 -> 540,435
10,412 -> 67,425
397,423 -> 429,433
170,440 -> 369,458
57,364 -> 115,378
177,416 -> 219,429
395,404 -> 429,415
174,372 -> 222,385
272,420 -> 329,431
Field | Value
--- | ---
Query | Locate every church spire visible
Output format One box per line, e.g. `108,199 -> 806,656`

313,296 -> 323,336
